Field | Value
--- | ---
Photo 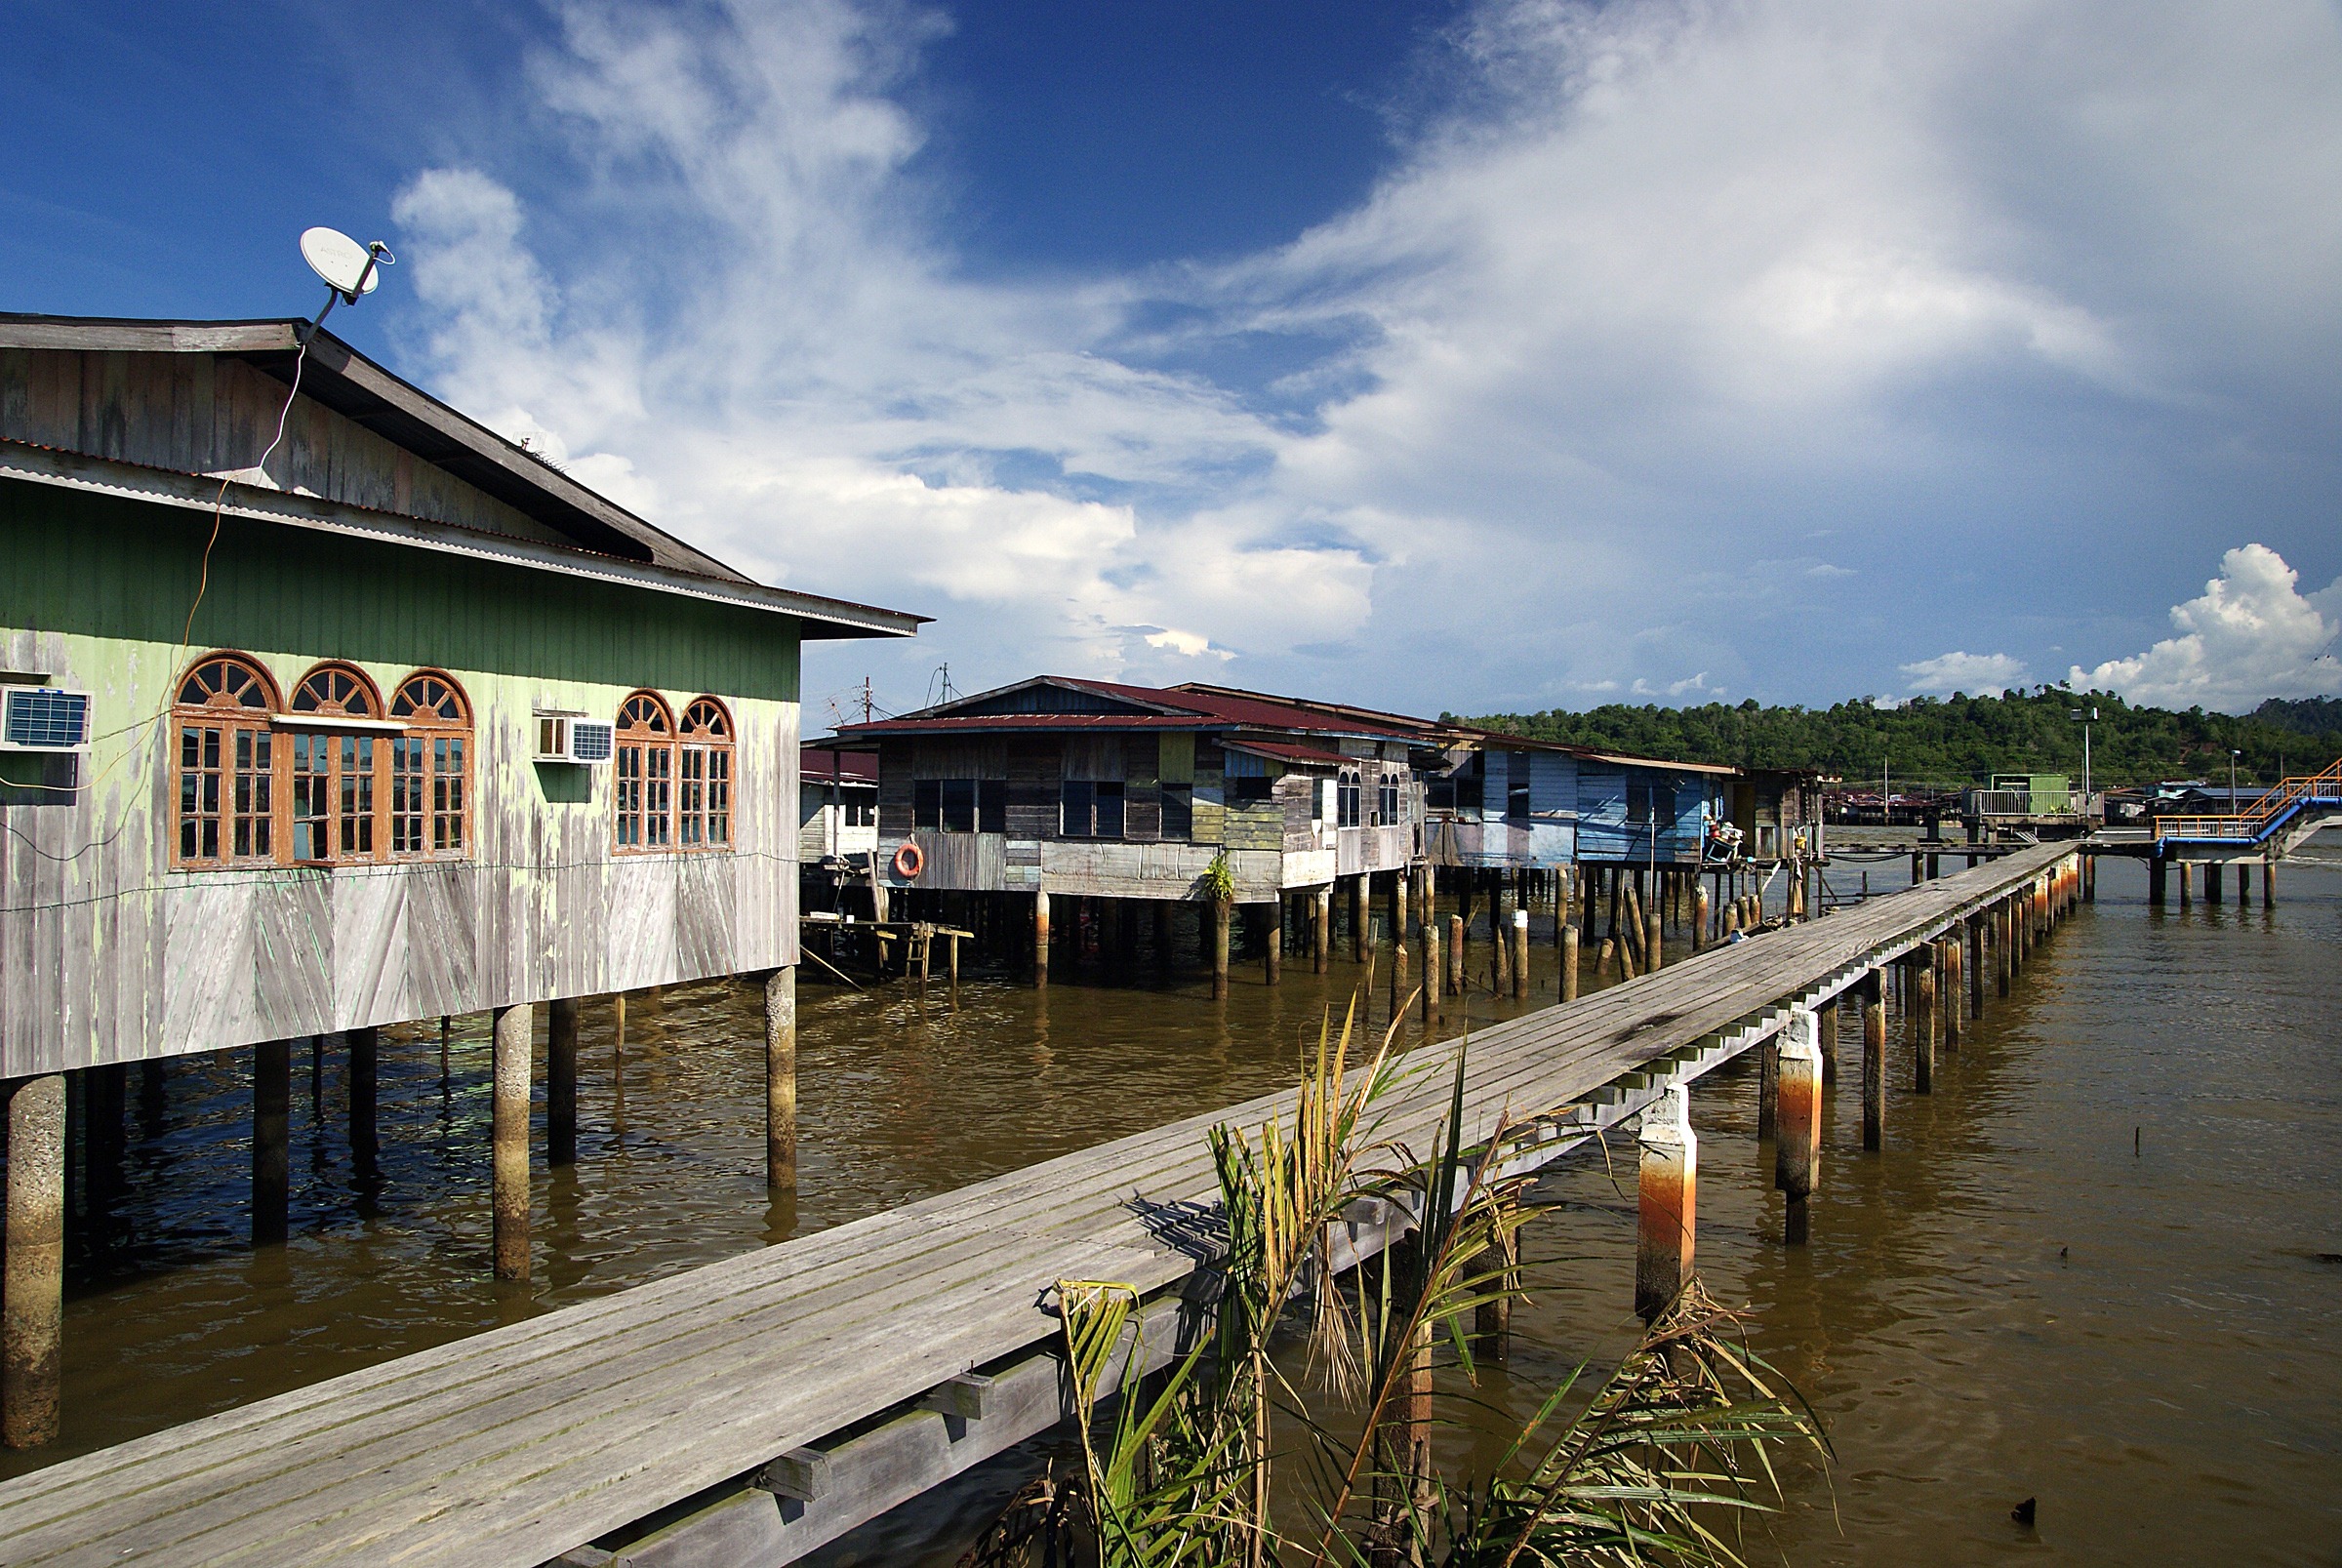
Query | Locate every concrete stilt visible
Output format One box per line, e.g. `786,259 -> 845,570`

1635,1084 -> 1696,1322
253,1039 -> 290,1247
1862,969 -> 1885,1151
765,966 -> 797,1190
2148,854 -> 2166,905
4,1075 -> 64,1449
1775,1007 -> 1822,1245
2238,862 -> 2250,904
491,1003 -> 533,1281
545,1001 -> 578,1167
1032,890 -> 1051,989
2207,860 -> 2223,905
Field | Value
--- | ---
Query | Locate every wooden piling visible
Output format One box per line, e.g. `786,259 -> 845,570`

1643,901 -> 1663,974
3,1075 -> 64,1449
1210,898 -> 1231,1000
1392,867 -> 1410,944
491,1003 -> 533,1281
1966,914 -> 1985,1021
2264,859 -> 2276,909
2206,859 -> 2223,905
2178,860 -> 2191,910
545,1001 -> 578,1168
1692,882 -> 1709,952
1635,1085 -> 1696,1322
1914,951 -> 1937,1094
1265,900 -> 1282,986
1775,1008 -> 1822,1245
1756,1031 -> 1778,1140
1352,875 -> 1369,963
1474,1226 -> 1518,1359
1490,882 -> 1513,996
1561,924 -> 1580,1002
1421,919 -> 1440,1025
349,1025 -> 381,1178
1447,913 -> 1465,995
764,966 -> 798,1189
1819,997 -> 1838,1085
1862,969 -> 1885,1151
1997,900 -> 2013,996
1033,891 -> 1051,989
1313,885 -> 1332,975
253,1039 -> 290,1247
1943,938 -> 1961,1049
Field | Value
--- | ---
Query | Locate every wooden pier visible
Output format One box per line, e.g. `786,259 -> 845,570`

0,843 -> 2080,1568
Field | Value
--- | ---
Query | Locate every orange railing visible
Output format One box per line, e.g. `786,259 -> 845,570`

2152,756 -> 2342,844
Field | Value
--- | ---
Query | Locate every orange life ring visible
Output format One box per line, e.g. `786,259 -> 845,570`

892,841 -> 924,879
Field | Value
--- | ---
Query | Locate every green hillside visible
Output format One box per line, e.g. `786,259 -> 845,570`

1456,689 -> 2342,789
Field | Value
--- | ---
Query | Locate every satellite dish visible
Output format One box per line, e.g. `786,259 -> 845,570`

300,226 -> 387,300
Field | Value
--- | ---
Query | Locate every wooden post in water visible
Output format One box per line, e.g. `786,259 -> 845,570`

1352,875 -> 1369,962
1313,885 -> 1332,975
2178,860 -> 2191,911
1862,969 -> 1886,1151
3,1074 -> 64,1449
1033,890 -> 1051,989
1943,938 -> 1961,1049
2264,858 -> 2276,909
1967,914 -> 1986,1021
253,1039 -> 291,1247
1422,919 -> 1440,1025
1635,1084 -> 1696,1322
1692,881 -> 1709,951
1474,1226 -> 1518,1360
545,1001 -> 578,1167
1512,908 -> 1530,999
1756,1028 -> 1778,1140
1643,898 -> 1663,974
1775,1008 -> 1822,1245
1265,900 -> 1282,986
1490,879 -> 1512,995
765,967 -> 797,1190
1210,897 -> 1231,1000
349,1025 -> 381,1180
1447,913 -> 1465,995
2206,858 -> 2222,905
491,1003 -> 533,1281
1914,950 -> 1938,1093
2148,854 -> 2166,905
1819,996 -> 1838,1085
2083,854 -> 2096,902
1393,867 -> 1410,944
1561,924 -> 1580,1001
1911,851 -> 1923,885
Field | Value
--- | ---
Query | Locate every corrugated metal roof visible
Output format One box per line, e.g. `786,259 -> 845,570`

1223,738 -> 1353,769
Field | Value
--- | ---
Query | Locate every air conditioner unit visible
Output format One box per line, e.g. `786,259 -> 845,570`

535,712 -> 616,765
0,686 -> 92,752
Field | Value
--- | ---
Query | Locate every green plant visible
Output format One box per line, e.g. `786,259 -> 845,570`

963,1003 -> 1826,1568
1200,852 -> 1237,908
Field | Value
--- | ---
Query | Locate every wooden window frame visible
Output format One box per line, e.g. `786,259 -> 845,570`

387,670 -> 471,861
615,691 -> 677,854
286,663 -> 388,866
677,697 -> 735,850
171,653 -> 281,869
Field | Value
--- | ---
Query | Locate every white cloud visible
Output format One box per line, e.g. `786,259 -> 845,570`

383,0 -> 2342,710
1900,650 -> 2028,697
2067,544 -> 2342,711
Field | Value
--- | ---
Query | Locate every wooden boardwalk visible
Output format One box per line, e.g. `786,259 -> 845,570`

0,844 -> 2075,1568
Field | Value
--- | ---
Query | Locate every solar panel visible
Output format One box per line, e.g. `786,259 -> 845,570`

570,720 -> 615,763
1,688 -> 91,750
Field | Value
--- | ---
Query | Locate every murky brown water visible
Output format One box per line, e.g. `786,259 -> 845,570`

17,848 -> 2342,1566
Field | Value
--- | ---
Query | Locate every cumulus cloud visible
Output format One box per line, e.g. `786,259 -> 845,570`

384,0 -> 2342,711
2067,544 -> 2342,711
1901,650 -> 2029,697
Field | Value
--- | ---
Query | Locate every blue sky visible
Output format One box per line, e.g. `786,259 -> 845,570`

7,0 -> 2342,724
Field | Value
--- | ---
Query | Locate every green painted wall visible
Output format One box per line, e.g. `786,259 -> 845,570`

0,481 -> 798,703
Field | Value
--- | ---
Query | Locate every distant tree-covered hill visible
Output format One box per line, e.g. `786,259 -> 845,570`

1454,688 -> 2342,788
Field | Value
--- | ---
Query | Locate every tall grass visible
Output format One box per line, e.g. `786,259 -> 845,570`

965,997 -> 1825,1568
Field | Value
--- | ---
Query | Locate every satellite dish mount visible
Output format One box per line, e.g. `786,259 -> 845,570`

297,226 -> 394,343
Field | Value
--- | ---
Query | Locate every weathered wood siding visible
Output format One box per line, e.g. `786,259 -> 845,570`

0,483 -> 801,1075
0,347 -> 572,548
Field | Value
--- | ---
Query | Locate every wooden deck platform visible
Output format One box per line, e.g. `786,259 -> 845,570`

0,844 -> 2075,1568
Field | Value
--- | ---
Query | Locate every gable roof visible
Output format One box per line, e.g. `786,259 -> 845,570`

0,314 -> 924,639
831,674 -> 1425,744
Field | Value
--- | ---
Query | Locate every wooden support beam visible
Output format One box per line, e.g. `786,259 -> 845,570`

252,1039 -> 290,1247
1511,907 -> 1530,1000
1914,951 -> 1938,1094
1819,996 -> 1838,1086
1635,1085 -> 1696,1322
1210,898 -> 1230,1000
1966,915 -> 1985,1021
1265,900 -> 1282,986
1490,877 -> 1512,995
1775,1007 -> 1822,1245
1943,938 -> 1962,1049
766,968 -> 796,1191
1692,882 -> 1709,952
1561,924 -> 1580,1002
1313,885 -> 1331,975
545,1003 -> 578,1168
1756,1030 -> 1778,1140
348,1026 -> 380,1183
1862,968 -> 1886,1151
492,1004 -> 533,1282
1421,919 -> 1440,1025
4,1075 -> 64,1450
1352,875 -> 1369,963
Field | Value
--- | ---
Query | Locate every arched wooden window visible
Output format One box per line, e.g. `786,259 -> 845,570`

388,670 -> 470,858
287,663 -> 386,864
614,691 -> 675,852
173,653 -> 279,867
677,697 -> 734,849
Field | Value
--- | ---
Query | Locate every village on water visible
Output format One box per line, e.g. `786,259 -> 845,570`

2,9 -> 2340,1564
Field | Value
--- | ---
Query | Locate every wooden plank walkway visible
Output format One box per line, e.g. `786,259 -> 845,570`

0,844 -> 2074,1568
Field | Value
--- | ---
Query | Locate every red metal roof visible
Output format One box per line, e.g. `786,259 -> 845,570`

1222,738 -> 1354,769
801,744 -> 878,784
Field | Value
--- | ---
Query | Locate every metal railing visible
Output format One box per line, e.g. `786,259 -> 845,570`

2152,757 -> 2342,844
